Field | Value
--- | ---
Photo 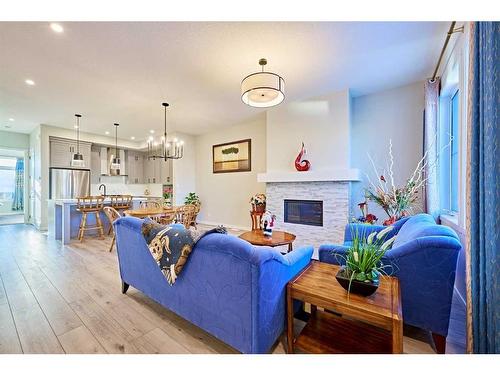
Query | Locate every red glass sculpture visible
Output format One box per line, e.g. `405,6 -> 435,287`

295,142 -> 311,171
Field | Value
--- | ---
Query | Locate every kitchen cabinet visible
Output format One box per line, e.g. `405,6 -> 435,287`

50,137 -> 91,169
142,155 -> 172,184
128,151 -> 144,184
159,158 -> 172,184
90,148 -> 101,184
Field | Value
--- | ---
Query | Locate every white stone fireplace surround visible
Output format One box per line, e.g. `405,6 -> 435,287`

258,170 -> 360,258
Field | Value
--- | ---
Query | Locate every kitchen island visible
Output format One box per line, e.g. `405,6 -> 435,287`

49,196 -> 160,244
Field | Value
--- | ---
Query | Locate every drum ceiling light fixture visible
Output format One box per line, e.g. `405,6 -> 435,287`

241,58 -> 285,108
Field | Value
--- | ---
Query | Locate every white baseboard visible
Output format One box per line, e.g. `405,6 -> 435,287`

197,220 -> 249,232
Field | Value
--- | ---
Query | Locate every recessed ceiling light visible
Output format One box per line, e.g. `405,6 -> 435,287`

105,131 -> 110,135
150,130 -> 155,134
50,23 -> 64,33
8,118 -> 14,122
25,79 -> 35,86
130,136 -> 135,140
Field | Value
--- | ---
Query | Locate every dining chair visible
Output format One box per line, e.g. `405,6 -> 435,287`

175,205 -> 197,229
103,206 -> 121,252
139,200 -> 161,209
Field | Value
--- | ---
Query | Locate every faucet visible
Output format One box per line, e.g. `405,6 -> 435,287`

98,184 -> 107,196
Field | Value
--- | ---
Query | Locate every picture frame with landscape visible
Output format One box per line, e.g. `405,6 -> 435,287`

212,139 -> 251,173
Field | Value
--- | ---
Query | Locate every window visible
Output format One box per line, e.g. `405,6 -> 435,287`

0,157 -> 16,200
450,90 -> 459,212
439,89 -> 460,215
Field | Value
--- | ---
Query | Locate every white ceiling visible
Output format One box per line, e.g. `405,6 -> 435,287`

0,22 -> 448,140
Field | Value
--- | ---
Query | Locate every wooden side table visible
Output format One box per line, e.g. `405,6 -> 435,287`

239,230 -> 296,253
286,261 -> 403,354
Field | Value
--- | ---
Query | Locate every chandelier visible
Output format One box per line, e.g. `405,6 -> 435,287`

147,102 -> 184,161
241,58 -> 285,108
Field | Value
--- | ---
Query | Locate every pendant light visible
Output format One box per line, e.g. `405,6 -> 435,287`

241,58 -> 285,108
110,123 -> 121,171
147,102 -> 184,161
71,114 -> 85,167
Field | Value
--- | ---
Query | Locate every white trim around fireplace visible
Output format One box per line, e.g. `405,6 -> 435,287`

257,169 -> 361,183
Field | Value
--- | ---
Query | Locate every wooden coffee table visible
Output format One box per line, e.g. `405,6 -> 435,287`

239,230 -> 296,253
287,261 -> 403,354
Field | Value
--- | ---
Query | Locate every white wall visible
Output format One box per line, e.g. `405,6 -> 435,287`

171,132 -> 196,206
195,116 -> 266,229
0,131 -> 30,150
350,82 -> 425,220
266,89 -> 351,172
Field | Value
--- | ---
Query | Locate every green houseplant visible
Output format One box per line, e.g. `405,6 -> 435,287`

335,225 -> 396,296
184,192 -> 201,212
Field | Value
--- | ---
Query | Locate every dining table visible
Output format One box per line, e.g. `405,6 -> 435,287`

123,207 -> 176,219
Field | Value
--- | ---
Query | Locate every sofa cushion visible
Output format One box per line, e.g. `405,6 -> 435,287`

393,213 -> 459,248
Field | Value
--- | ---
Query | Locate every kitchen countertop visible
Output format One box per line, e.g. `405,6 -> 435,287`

51,196 -> 162,205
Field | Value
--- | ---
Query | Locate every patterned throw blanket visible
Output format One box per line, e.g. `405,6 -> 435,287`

141,218 -> 227,285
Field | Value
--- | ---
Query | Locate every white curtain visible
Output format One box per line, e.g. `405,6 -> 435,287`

423,78 -> 441,219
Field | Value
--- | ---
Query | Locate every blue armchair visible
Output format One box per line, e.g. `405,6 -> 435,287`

114,216 -> 313,353
318,214 -> 461,353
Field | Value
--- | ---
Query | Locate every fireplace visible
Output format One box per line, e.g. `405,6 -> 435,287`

284,199 -> 323,227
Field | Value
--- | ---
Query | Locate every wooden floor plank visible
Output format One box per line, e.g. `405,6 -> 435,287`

69,295 -> 139,354
0,303 -> 22,354
0,224 -> 466,354
132,328 -> 191,354
12,304 -> 64,354
1,269 -> 39,312
58,325 -> 107,354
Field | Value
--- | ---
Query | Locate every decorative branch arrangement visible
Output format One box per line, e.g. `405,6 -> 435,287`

365,137 -> 450,225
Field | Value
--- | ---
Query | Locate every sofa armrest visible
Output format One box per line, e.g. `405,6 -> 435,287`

318,244 -> 350,266
383,236 -> 461,335
254,245 -> 313,353
279,245 -> 314,268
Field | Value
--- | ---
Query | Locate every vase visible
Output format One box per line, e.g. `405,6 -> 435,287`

335,267 -> 379,296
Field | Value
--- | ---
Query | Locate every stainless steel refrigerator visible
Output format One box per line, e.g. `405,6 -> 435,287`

50,167 -> 90,199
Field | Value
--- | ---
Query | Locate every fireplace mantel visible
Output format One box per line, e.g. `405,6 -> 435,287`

257,169 -> 361,183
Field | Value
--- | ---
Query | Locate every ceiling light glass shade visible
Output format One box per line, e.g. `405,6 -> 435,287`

110,157 -> 121,170
71,153 -> 85,167
241,72 -> 285,108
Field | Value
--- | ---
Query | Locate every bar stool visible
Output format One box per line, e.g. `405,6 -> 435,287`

103,206 -> 121,252
76,196 -> 105,241
108,195 -> 132,234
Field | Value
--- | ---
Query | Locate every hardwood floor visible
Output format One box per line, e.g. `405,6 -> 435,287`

0,224 -> 465,354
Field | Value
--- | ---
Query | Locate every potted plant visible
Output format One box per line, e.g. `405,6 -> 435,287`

250,193 -> 266,213
335,225 -> 395,296
184,192 -> 201,213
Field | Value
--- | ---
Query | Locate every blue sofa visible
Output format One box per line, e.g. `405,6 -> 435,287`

114,216 -> 313,354
318,214 -> 462,353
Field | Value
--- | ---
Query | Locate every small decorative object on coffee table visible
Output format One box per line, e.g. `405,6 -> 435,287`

261,210 -> 276,237
239,229 -> 296,253
287,261 -> 403,354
